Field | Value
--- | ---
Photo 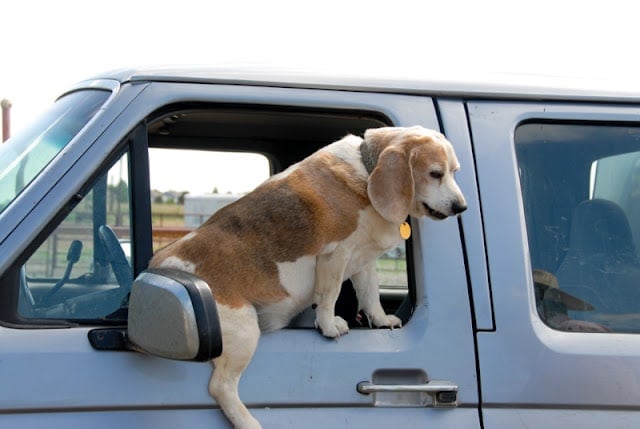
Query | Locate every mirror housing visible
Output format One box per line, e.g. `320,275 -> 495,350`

128,268 -> 223,361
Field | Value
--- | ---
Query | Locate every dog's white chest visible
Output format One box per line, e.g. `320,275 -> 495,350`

258,207 -> 402,331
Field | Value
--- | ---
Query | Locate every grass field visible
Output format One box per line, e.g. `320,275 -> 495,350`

376,256 -> 408,287
151,203 -> 184,227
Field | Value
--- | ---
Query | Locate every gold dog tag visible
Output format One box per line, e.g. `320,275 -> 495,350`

400,222 -> 411,240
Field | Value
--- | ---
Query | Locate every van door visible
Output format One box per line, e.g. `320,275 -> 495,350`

0,81 -> 480,428
469,100 -> 640,427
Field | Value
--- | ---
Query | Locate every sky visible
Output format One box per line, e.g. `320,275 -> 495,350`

2,0 -> 640,192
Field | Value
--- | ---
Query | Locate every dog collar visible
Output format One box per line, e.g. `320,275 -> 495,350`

359,141 -> 376,175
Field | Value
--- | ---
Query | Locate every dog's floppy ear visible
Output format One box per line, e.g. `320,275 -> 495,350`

367,146 -> 415,224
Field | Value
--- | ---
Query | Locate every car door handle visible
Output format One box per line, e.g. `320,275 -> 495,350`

357,380 -> 458,407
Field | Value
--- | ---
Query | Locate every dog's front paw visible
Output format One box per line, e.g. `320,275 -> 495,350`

372,314 -> 402,329
316,315 -> 349,338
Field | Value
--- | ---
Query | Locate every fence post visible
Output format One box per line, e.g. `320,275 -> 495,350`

1,99 -> 11,143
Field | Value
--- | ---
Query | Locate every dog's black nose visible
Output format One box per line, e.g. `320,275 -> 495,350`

452,200 -> 467,215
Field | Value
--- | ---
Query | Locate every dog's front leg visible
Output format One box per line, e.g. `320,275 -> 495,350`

351,261 -> 402,329
314,250 -> 350,338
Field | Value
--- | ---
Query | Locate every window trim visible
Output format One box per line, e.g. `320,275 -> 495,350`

128,124 -> 153,277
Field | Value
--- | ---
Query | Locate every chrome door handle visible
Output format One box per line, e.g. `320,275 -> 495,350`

357,380 -> 458,407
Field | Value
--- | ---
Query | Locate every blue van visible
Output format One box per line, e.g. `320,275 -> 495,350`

1,68 -> 640,428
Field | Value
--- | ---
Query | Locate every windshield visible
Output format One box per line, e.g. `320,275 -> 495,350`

0,89 -> 111,214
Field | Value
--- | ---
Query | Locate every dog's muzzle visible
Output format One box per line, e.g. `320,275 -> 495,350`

424,200 -> 467,219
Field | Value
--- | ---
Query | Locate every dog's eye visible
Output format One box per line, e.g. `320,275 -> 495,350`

430,171 -> 444,179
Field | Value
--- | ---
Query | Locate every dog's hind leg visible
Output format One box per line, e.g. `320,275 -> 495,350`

209,303 -> 262,429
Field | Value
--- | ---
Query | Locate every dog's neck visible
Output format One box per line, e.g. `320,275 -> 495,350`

359,141 -> 377,175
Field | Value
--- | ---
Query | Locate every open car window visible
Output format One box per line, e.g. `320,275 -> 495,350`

146,106 -> 410,327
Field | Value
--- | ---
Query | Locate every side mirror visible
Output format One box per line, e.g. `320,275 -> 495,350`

127,268 -> 223,361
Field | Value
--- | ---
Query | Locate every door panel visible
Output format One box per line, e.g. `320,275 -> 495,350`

469,100 -> 640,424
0,84 -> 480,427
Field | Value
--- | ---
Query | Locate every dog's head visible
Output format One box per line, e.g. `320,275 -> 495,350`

363,126 -> 467,224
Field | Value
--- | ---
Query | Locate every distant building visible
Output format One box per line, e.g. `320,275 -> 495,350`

184,193 -> 240,227
151,190 -> 185,204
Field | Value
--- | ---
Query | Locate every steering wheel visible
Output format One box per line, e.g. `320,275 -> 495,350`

18,266 -> 35,316
98,225 -> 133,290
40,240 -> 83,304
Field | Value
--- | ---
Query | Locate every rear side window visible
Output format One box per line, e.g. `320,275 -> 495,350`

516,123 -> 640,333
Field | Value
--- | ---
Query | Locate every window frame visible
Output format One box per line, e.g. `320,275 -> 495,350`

142,104 -> 414,326
515,120 -> 640,333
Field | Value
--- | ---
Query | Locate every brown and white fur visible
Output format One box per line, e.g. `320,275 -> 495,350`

149,126 -> 467,429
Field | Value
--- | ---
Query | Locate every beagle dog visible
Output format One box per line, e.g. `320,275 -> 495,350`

149,126 -> 467,429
